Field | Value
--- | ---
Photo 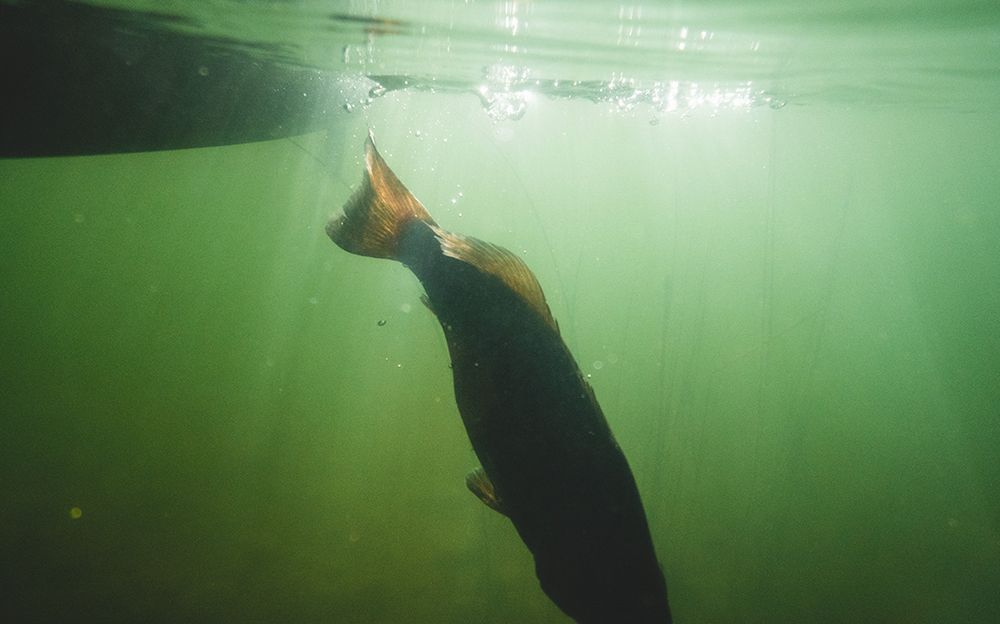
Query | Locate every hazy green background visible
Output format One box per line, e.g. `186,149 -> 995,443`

3,2 -> 1000,623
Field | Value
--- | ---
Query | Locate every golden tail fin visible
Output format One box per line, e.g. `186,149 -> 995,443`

326,131 -> 437,259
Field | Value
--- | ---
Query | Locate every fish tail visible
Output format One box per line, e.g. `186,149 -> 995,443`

326,131 -> 437,260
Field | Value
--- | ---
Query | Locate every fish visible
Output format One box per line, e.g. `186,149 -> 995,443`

326,132 -> 672,624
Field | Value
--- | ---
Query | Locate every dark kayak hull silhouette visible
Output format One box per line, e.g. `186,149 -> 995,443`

0,0 -> 384,158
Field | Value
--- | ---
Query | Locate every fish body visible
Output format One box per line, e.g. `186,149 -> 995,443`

327,134 -> 671,624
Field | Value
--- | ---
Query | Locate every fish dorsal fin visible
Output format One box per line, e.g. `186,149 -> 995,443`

432,226 -> 557,332
466,466 -> 506,516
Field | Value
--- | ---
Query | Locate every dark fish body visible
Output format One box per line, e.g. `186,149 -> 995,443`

327,134 -> 671,624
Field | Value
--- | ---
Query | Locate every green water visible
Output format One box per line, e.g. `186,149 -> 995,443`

2,1 -> 999,623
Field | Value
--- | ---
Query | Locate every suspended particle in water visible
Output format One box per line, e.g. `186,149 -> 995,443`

70,507 -> 82,519
593,361 -> 603,370
377,319 -> 386,326
494,126 -> 514,142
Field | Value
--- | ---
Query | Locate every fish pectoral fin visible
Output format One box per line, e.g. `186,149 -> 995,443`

419,293 -> 435,315
466,467 -> 506,516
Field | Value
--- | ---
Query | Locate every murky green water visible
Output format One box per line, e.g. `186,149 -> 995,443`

1,1 -> 998,622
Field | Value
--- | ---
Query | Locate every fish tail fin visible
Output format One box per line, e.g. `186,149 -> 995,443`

326,131 -> 437,260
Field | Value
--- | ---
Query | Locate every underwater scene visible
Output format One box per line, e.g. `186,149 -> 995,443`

1,1 -> 998,622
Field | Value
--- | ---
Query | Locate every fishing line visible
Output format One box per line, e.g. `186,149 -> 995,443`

453,110 -> 577,336
286,133 -> 356,194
